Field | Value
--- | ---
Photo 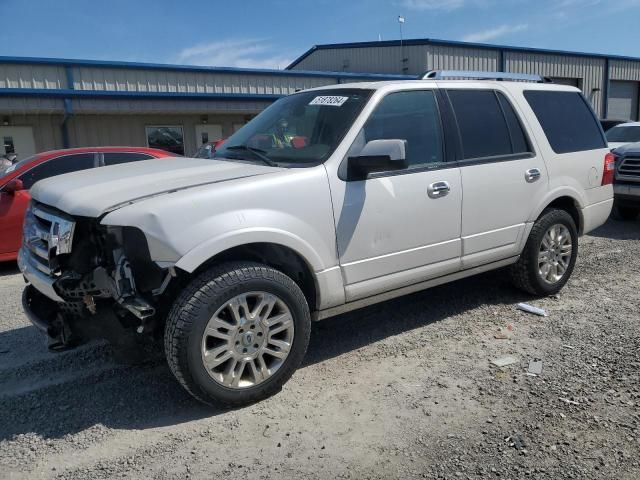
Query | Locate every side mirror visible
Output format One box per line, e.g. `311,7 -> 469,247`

347,139 -> 408,181
3,178 -> 24,194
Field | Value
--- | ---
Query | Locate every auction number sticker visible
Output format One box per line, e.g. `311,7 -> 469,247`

309,96 -> 349,107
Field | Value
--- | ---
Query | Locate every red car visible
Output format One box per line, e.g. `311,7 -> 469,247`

0,147 -> 172,262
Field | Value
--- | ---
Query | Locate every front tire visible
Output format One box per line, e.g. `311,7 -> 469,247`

510,209 -> 578,296
164,262 -> 311,407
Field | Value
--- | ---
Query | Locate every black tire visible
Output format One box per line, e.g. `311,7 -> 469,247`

612,202 -> 640,221
164,261 -> 311,407
510,209 -> 578,296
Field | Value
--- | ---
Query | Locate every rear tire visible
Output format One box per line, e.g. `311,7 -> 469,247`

510,209 -> 578,296
164,261 -> 311,407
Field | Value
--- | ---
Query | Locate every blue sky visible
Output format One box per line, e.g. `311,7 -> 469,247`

1,0 -> 640,70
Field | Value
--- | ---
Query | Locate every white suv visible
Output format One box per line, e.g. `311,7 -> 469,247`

18,71 -> 614,406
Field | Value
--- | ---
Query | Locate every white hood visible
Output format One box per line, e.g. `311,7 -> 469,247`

30,157 -> 281,217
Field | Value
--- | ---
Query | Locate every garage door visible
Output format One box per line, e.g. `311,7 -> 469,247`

608,80 -> 639,120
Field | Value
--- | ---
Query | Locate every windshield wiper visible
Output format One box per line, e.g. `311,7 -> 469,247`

223,145 -> 278,167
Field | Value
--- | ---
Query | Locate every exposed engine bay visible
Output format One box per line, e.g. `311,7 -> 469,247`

20,202 -> 175,351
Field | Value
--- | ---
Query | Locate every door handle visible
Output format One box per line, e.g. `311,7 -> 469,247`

427,181 -> 450,198
525,168 -> 541,183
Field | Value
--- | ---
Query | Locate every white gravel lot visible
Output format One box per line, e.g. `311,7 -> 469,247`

0,218 -> 639,480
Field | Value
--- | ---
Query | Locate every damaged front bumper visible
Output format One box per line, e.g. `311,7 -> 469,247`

19,202 -> 173,351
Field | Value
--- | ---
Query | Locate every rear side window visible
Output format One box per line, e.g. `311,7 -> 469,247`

448,90 -> 513,160
103,152 -> 154,166
496,92 -> 530,154
524,91 -> 606,153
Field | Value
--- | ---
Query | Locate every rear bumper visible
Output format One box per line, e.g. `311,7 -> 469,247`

614,183 -> 640,207
582,198 -> 614,234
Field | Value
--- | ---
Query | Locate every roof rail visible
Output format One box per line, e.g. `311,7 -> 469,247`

420,70 -> 552,83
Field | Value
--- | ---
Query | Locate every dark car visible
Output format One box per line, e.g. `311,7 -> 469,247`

600,118 -> 629,133
610,142 -> 640,220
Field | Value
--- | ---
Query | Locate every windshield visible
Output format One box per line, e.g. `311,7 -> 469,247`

214,89 -> 372,166
606,125 -> 640,143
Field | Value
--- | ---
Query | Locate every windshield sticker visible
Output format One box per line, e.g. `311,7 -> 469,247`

309,96 -> 349,107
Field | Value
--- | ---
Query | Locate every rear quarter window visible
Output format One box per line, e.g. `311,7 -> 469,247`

524,91 -> 606,154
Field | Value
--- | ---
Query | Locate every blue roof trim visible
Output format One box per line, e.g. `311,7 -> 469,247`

286,37 -> 640,70
0,55 -> 412,80
0,88 -> 285,101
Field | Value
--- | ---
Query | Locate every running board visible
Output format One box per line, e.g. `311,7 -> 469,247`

313,256 -> 519,321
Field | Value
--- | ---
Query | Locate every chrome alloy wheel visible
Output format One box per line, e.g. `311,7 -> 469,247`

201,292 -> 295,389
538,224 -> 573,284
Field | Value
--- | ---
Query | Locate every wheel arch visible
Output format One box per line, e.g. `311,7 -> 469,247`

531,190 -> 585,235
542,196 -> 583,234
177,241 -> 320,312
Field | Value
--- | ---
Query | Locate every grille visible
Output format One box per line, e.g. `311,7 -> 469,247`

617,155 -> 640,182
22,204 -> 76,278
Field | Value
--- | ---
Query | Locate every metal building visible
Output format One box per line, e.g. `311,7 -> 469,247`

0,56 -> 409,159
287,38 -> 640,120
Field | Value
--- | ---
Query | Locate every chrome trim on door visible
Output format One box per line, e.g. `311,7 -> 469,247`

427,181 -> 450,198
525,168 -> 541,183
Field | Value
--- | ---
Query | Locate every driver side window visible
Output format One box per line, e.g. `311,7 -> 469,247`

353,90 -> 444,169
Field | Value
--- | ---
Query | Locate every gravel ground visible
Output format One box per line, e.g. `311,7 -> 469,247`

1,218 -> 639,480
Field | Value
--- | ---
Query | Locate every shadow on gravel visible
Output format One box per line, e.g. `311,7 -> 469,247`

0,267 -> 536,442
588,217 -> 640,241
0,261 -> 19,277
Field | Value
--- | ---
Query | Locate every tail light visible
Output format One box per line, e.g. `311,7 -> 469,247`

602,152 -> 616,186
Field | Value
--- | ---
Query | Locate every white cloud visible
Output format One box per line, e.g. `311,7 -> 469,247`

462,23 -> 528,42
398,0 -> 465,11
174,39 -> 293,70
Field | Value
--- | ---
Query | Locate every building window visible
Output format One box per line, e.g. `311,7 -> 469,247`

145,126 -> 184,156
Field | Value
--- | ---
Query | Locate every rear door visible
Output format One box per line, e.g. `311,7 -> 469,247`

443,87 -> 548,268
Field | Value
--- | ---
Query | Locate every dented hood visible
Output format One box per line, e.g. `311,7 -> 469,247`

30,157 -> 281,217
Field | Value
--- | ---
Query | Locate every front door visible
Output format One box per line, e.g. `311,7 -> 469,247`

195,124 -> 223,150
331,89 -> 462,302
0,126 -> 36,160
444,88 -> 549,268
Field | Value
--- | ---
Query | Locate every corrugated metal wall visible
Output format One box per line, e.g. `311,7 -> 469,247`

504,52 -> 605,116
292,44 -> 499,76
610,59 -> 640,81
427,45 -> 499,71
72,67 -> 337,95
4,114 -> 65,151
291,45 -> 429,75
0,61 -> 349,152
71,98 -> 272,114
0,97 -> 63,114
0,64 -> 66,89
67,114 -> 250,155
292,44 -> 612,116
